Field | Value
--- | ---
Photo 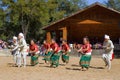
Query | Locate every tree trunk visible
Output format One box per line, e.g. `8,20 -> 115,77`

21,22 -> 29,39
21,10 -> 29,39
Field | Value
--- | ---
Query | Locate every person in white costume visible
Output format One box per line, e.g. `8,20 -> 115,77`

102,34 -> 114,70
18,33 -> 28,67
11,36 -> 19,66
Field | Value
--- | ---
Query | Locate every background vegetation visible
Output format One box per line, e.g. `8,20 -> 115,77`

0,0 -> 119,42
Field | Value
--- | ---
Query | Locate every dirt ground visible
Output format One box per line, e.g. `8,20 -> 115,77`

0,56 -> 120,80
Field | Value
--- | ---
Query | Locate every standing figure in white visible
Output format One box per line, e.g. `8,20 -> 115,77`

11,36 -> 19,66
18,33 -> 28,67
102,34 -> 114,70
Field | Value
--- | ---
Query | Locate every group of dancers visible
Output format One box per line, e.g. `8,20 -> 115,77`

11,33 -> 114,71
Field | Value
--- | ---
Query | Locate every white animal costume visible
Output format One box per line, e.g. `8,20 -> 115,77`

102,35 -> 114,70
18,33 -> 28,67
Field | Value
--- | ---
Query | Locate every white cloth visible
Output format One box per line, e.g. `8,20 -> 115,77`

69,44 -> 73,48
35,51 -> 40,54
13,36 -> 17,40
85,52 -> 91,55
21,52 -> 28,66
102,39 -> 114,70
18,38 -> 28,52
103,40 -> 114,56
18,37 -> 28,67
12,41 -> 19,64
104,35 -> 110,39
102,53 -> 112,70
12,41 -> 18,51
16,51 -> 21,66
19,33 -> 24,37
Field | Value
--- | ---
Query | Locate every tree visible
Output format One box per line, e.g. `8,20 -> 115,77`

2,0 -> 49,39
0,1 -> 7,40
0,0 -> 87,41
58,0 -> 87,16
0,8 -> 5,28
47,0 -> 87,23
0,0 -> 5,28
105,0 -> 120,11
46,0 -> 65,23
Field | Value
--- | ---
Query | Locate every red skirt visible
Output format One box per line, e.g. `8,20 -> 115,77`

111,53 -> 114,61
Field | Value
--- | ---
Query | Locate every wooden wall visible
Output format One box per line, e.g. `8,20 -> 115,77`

45,5 -> 120,43
67,24 -> 120,43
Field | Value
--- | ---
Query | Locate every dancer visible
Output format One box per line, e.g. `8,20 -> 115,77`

102,35 -> 114,70
78,37 -> 92,71
11,36 -> 19,66
42,40 -> 51,63
29,39 -> 39,66
61,40 -> 71,64
50,39 -> 61,68
18,33 -> 28,67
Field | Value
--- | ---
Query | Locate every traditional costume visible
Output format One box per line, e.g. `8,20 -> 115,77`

43,43 -> 52,62
79,43 -> 92,69
61,43 -> 71,64
18,33 -> 28,67
102,35 -> 114,70
50,43 -> 61,67
29,43 -> 39,66
11,36 -> 19,66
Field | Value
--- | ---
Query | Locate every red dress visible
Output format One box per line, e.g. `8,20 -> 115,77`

50,43 -> 60,53
44,43 -> 50,50
29,44 -> 39,55
82,43 -> 92,54
61,44 -> 70,52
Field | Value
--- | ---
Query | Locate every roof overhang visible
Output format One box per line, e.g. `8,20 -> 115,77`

43,2 -> 120,30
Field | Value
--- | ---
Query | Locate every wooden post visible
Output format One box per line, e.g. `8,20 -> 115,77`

46,31 -> 51,43
63,27 -> 67,41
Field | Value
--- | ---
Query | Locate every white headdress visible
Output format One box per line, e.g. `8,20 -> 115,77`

104,34 -> 110,39
13,36 -> 17,40
19,33 -> 24,38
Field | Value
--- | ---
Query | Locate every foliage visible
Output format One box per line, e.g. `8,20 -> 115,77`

0,0 -> 87,42
105,0 -> 120,11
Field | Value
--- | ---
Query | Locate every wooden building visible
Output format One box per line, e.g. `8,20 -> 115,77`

43,3 -> 120,44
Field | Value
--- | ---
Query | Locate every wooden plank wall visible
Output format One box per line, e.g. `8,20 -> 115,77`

67,24 -> 120,43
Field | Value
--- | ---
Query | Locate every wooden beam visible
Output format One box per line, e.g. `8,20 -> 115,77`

46,32 -> 51,43
63,27 -> 67,41
59,28 -> 65,30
